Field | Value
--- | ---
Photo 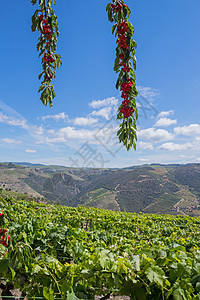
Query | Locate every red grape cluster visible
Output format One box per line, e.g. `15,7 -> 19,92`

31,0 -> 62,107
39,16 -> 55,81
107,0 -> 138,149
0,213 -> 10,254
111,3 -> 135,118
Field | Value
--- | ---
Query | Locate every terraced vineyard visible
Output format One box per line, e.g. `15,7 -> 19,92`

1,162 -> 200,215
1,196 -> 200,299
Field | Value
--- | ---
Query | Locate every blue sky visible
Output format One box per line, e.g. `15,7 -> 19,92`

0,0 -> 200,168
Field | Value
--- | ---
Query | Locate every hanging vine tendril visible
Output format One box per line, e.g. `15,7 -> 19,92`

31,0 -> 137,150
31,0 -> 62,107
106,0 -> 138,150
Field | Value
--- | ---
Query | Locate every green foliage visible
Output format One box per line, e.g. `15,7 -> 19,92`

31,0 -> 62,107
106,1 -> 138,150
1,196 -> 200,298
31,0 -> 138,149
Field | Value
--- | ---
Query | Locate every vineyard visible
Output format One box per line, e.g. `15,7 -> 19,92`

1,196 -> 200,299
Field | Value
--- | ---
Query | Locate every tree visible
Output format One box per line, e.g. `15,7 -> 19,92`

31,0 -> 137,150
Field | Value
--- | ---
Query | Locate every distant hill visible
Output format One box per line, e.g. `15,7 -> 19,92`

10,162 -> 45,167
0,162 -> 200,216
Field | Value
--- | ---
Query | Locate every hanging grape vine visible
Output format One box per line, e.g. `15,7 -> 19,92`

106,0 -> 138,150
31,0 -> 137,150
31,0 -> 62,107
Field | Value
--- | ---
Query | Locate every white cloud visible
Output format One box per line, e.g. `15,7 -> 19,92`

90,107 -> 114,120
89,97 -> 118,109
154,117 -> 177,127
73,117 -> 98,126
59,126 -> 96,140
25,149 -> 37,153
89,97 -> 119,120
174,124 -> 200,136
34,126 -> 44,135
138,157 -> 150,163
0,102 -> 47,149
0,112 -> 28,129
138,141 -> 153,150
45,137 -> 66,143
2,138 -> 22,145
138,128 -> 174,142
0,102 -> 47,144
157,110 -> 174,118
137,86 -> 159,100
42,126 -> 98,143
58,126 -> 114,142
0,100 -> 28,123
180,155 -> 186,158
158,142 -> 193,151
42,112 -> 69,122
38,123 -> 119,146
47,129 -> 55,134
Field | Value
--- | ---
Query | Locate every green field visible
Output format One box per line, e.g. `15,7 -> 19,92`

1,196 -> 200,299
82,188 -> 119,211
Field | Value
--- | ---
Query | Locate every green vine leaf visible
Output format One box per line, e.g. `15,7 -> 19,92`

31,0 -> 62,107
106,0 -> 138,150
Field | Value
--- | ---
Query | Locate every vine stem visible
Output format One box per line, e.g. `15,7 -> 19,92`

100,293 -> 111,300
43,0 -> 47,19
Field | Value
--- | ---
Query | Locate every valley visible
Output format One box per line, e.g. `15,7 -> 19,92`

0,162 -> 200,216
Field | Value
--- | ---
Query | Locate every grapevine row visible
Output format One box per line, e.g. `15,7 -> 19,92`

1,196 -> 200,299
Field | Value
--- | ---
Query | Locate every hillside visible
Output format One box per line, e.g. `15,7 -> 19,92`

1,196 -> 200,299
0,162 -> 200,216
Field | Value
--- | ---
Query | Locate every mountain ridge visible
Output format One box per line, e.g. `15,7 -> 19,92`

0,162 -> 200,216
